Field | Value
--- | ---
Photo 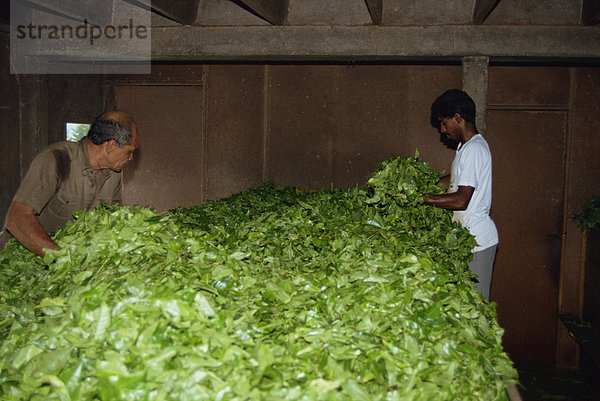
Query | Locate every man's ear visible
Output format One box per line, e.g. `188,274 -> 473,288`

453,112 -> 463,123
104,139 -> 116,153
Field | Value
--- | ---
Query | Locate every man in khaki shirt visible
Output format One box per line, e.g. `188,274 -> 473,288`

1,110 -> 139,256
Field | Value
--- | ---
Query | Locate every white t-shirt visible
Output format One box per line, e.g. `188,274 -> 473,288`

448,134 -> 498,252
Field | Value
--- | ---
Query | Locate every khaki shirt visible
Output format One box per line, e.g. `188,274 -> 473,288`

13,137 -> 123,234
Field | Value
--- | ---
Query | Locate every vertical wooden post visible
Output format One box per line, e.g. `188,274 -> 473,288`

19,75 -> 48,180
262,65 -> 270,182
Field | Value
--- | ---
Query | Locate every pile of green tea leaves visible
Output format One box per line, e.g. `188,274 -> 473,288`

0,153 -> 516,400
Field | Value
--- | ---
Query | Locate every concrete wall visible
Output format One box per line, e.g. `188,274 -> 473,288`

0,33 -> 48,227
106,64 -> 460,210
0,33 -> 103,228
0,34 -> 21,227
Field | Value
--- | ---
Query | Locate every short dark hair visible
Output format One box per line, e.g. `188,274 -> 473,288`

430,89 -> 477,131
87,117 -> 132,147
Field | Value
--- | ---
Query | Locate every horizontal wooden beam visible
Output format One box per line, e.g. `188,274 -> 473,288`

582,0 -> 600,25
19,25 -> 600,64
235,0 -> 289,25
472,0 -> 501,25
25,0 -> 113,25
137,0 -> 200,25
365,0 -> 383,25
150,25 -> 600,62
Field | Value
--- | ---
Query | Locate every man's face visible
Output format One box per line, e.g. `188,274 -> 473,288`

438,115 -> 461,142
107,129 -> 139,172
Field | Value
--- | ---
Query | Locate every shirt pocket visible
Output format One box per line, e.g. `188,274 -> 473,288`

43,194 -> 79,228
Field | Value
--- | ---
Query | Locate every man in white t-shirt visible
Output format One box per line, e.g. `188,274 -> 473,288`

422,89 -> 498,300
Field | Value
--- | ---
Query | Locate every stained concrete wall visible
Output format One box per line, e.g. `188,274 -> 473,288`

0,33 -> 103,229
0,34 -> 20,228
0,34 -> 49,228
107,64 -> 460,210
266,64 -> 459,190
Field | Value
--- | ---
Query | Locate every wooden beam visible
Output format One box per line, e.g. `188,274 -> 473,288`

235,0 -> 290,25
23,25 -> 600,63
582,0 -> 600,25
149,25 -> 600,62
365,0 -> 383,25
25,0 -> 113,25
137,0 -> 200,25
472,0 -> 501,25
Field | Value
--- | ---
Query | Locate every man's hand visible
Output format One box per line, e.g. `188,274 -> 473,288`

422,185 -> 474,210
438,174 -> 451,189
5,201 -> 58,256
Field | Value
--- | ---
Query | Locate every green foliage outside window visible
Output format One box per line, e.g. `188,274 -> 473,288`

66,123 -> 90,142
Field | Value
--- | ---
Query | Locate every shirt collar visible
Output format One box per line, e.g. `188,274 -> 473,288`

78,137 -> 93,173
79,137 -> 115,179
457,133 -> 480,151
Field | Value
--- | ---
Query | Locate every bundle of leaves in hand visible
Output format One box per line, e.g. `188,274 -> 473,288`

366,152 -> 475,267
367,151 -> 446,207
0,154 -> 515,400
572,195 -> 600,231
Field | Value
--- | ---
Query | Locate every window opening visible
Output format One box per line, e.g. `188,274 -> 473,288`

66,122 -> 90,142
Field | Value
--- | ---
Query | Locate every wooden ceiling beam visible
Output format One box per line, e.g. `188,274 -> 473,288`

149,25 -> 600,62
472,0 -> 502,25
582,0 -> 600,25
137,0 -> 200,25
235,0 -> 290,25
24,0 -> 113,25
365,0 -> 383,25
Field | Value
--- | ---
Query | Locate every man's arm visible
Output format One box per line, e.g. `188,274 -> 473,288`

423,185 -> 474,210
5,201 -> 58,256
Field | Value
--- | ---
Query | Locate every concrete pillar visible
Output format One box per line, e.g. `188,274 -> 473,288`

461,56 -> 489,136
